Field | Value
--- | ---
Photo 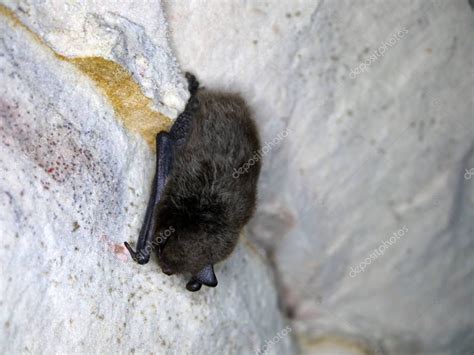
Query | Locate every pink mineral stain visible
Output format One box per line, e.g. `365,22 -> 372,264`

99,235 -> 129,262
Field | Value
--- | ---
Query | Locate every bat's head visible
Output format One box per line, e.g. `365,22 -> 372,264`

154,215 -> 239,276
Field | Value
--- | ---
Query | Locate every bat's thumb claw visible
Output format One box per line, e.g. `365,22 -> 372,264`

124,242 -> 149,264
124,241 -> 135,256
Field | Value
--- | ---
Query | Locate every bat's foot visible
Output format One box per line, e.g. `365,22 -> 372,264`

124,241 -> 150,265
185,72 -> 199,96
195,264 -> 218,287
185,264 -> 218,292
186,278 -> 202,292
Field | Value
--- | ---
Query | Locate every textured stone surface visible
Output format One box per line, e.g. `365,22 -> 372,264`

165,0 -> 473,354
0,4 -> 294,354
3,0 -> 189,119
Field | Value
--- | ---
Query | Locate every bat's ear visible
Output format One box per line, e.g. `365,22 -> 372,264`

195,264 -> 218,287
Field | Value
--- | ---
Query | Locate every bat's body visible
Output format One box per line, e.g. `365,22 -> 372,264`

125,74 -> 261,291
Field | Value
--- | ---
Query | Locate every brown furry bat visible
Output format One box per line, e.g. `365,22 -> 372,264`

125,73 -> 261,291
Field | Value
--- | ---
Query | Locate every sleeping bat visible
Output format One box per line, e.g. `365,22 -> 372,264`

124,73 -> 261,292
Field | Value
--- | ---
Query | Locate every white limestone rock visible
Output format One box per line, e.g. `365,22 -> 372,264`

3,0 -> 189,118
0,5 -> 294,355
165,0 -> 474,354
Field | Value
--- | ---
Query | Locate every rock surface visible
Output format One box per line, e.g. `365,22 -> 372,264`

2,0 -> 188,119
164,0 -> 473,354
0,3 -> 294,354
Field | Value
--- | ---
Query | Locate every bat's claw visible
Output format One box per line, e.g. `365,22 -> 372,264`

185,72 -> 199,96
124,241 -> 149,265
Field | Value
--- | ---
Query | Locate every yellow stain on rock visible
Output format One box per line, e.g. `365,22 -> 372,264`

69,57 -> 171,149
0,4 -> 171,150
299,335 -> 373,355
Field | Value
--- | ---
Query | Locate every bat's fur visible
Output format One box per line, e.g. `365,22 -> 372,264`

155,87 -> 261,275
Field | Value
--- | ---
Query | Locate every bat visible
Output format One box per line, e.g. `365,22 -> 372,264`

124,73 -> 261,291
